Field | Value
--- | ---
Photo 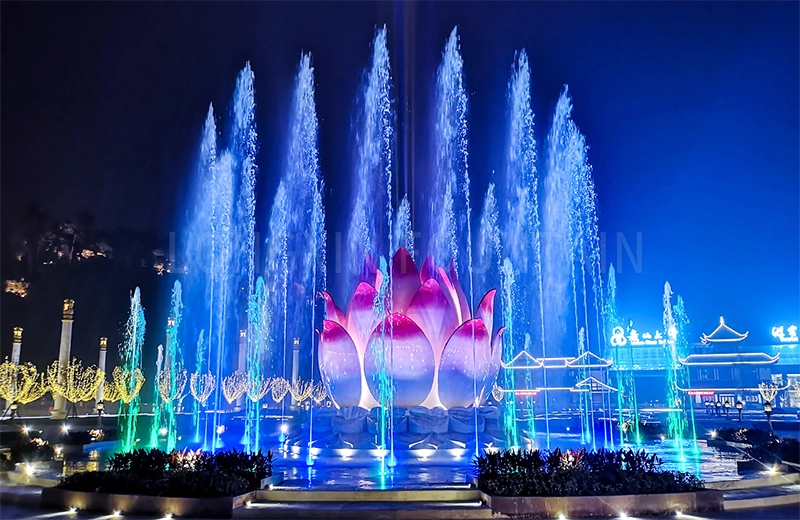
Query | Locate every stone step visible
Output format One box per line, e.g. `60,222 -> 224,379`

255,487 -> 481,503
723,484 -> 800,510
235,500 -> 493,519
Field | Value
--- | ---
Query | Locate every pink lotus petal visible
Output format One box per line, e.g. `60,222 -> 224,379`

406,279 -> 458,355
420,255 -> 437,283
346,282 -> 380,349
449,260 -> 471,322
319,320 -> 362,408
391,247 -> 420,313
488,326 -> 506,390
475,289 -> 496,339
321,291 -> 345,325
436,266 -> 463,324
363,313 -> 435,409
437,318 -> 492,409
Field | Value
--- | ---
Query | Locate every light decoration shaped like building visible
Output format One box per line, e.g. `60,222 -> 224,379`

700,316 -> 748,345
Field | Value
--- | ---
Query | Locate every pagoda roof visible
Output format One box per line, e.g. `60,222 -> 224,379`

678,352 -> 779,366
700,316 -> 749,344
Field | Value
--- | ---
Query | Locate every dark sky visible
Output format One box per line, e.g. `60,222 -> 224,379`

2,1 -> 798,341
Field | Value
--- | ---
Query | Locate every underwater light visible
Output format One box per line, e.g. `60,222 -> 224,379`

112,510 -> 121,517
159,427 -> 168,436
68,507 -> 77,513
675,511 -> 683,518
280,424 -> 288,434
710,430 -> 718,439
558,514 -> 566,520
619,513 -> 628,519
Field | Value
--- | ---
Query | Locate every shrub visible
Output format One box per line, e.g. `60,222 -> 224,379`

107,448 -> 172,474
474,448 -> 704,497
57,470 -> 249,498
9,438 -> 55,463
0,453 -> 15,471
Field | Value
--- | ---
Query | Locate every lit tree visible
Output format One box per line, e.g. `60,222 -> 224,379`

270,377 -> 290,403
112,366 -> 145,404
189,372 -> 215,405
157,366 -> 188,403
759,382 -> 779,403
247,376 -> 272,402
221,371 -> 248,404
101,380 -> 123,403
47,359 -> 104,408
311,381 -> 327,405
0,361 -> 48,406
290,380 -> 313,404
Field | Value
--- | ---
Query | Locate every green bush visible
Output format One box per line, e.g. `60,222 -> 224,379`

9,439 -> 55,463
0,453 -> 15,471
716,428 -> 800,465
474,448 -> 704,497
57,470 -> 250,498
107,448 -> 172,474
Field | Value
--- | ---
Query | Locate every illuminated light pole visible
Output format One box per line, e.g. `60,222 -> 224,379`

763,401 -> 773,431
51,300 -> 75,420
96,338 -> 108,410
715,400 -> 722,416
736,400 -> 743,421
11,328 -> 23,365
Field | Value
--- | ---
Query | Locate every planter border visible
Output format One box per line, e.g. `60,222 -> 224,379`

39,472 -> 284,518
480,489 -> 724,518
41,487 -> 252,518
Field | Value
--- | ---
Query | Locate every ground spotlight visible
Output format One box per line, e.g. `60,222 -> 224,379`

558,514 -> 566,520
112,510 -> 121,517
619,513 -> 628,519
675,511 -> 683,517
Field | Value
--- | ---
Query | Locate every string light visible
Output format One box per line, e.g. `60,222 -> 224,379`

47,359 -> 104,404
157,366 -> 188,403
0,360 -> 48,405
247,376 -> 272,402
270,377 -> 290,403
759,382 -> 779,403
189,372 -> 216,405
221,371 -> 248,404
112,366 -> 145,404
101,380 -> 123,403
289,379 -> 313,404
311,381 -> 327,404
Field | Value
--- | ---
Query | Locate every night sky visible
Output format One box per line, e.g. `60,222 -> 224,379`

2,1 -> 798,342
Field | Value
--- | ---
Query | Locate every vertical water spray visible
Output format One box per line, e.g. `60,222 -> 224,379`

209,151 -> 235,451
164,281 -> 183,452
604,266 -> 641,445
432,27 -> 479,455
662,282 -> 686,464
230,63 -> 259,449
192,330 -> 206,443
501,50 -> 548,447
346,26 -> 394,296
673,295 -> 699,459
119,287 -> 145,453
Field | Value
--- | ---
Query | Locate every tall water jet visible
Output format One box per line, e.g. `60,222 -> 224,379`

499,50 -> 548,447
430,27 -> 479,454
182,105 -> 218,449
604,265 -> 641,445
662,282 -> 685,463
229,63 -> 259,449
345,26 -> 394,299
119,287 -> 145,453
672,295 -> 699,459
542,90 -> 574,359
164,282 -> 184,452
246,277 -> 268,452
275,53 -> 327,464
209,150 -> 235,450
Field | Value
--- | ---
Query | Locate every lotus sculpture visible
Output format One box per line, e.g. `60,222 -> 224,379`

319,248 -> 504,410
